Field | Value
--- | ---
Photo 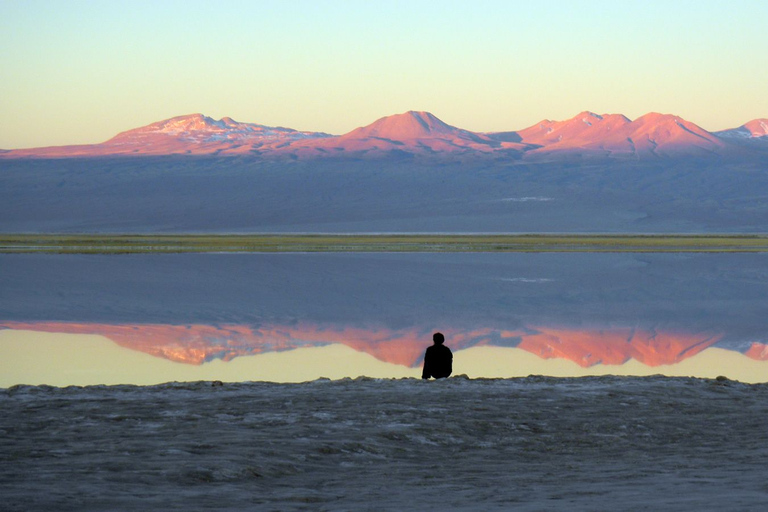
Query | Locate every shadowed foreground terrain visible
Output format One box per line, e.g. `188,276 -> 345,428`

2,377 -> 767,511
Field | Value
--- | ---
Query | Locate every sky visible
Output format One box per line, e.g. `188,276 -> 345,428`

1,0 -> 767,149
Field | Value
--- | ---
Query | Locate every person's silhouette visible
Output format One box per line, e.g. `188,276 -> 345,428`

421,332 -> 452,379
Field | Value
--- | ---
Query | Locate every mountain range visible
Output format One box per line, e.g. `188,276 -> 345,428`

3,111 -> 767,160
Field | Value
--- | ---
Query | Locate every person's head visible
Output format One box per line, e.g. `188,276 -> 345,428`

433,332 -> 445,345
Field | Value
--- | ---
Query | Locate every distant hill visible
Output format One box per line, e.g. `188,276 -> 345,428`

714,119 -> 768,148
508,111 -> 729,158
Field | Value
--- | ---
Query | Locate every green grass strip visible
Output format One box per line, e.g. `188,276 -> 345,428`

2,234 -> 768,253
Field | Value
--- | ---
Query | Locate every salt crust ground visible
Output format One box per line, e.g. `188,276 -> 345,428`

1,330 -> 767,387
2,376 -> 768,511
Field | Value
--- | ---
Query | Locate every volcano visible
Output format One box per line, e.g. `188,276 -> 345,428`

503,111 -> 728,158
1,110 -> 765,160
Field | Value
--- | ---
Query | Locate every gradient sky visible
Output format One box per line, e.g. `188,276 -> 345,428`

1,0 -> 767,149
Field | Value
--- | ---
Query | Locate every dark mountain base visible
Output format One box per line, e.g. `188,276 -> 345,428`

2,156 -> 768,234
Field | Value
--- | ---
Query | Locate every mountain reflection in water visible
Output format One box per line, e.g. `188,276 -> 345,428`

0,321 -> 743,368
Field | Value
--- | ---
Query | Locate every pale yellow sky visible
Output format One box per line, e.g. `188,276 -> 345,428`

2,1 -> 767,149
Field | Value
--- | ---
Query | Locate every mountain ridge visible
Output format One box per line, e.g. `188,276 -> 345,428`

2,111 -> 766,160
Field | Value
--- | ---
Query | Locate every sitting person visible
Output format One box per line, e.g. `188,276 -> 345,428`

421,332 -> 452,379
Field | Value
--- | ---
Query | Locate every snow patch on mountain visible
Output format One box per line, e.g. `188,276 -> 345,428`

108,113 -> 332,145
715,119 -> 768,140
3,111 -> 766,160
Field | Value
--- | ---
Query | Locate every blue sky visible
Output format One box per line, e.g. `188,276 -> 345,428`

1,0 -> 767,148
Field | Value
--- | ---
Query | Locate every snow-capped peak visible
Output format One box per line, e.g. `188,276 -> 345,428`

715,119 -> 768,139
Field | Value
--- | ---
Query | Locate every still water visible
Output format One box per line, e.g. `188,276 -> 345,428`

1,252 -> 767,385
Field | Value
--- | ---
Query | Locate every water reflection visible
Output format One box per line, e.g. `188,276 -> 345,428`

0,321 -> 740,367
1,252 -> 767,383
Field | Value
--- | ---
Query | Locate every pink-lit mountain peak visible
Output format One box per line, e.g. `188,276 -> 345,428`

744,119 -> 768,137
631,112 -> 695,129
523,111 -> 710,139
715,119 -> 768,139
567,111 -> 632,127
141,113 -> 236,134
108,113 -> 313,142
316,110 -> 509,156
342,111 -> 469,140
516,111 -> 631,144
514,111 -> 725,156
627,112 -> 725,147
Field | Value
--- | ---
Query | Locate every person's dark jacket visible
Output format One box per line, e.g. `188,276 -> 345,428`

422,343 -> 453,379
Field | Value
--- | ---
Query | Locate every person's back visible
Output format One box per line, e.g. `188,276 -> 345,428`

422,332 -> 452,379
